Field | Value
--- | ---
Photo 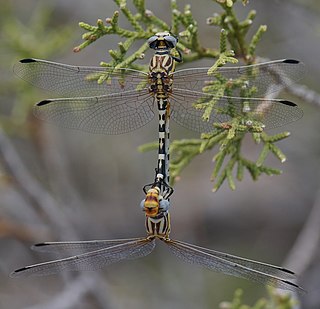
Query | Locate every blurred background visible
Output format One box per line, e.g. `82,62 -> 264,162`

1,0 -> 320,308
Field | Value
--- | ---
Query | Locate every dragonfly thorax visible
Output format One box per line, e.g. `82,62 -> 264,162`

148,53 -> 175,98
146,211 -> 171,240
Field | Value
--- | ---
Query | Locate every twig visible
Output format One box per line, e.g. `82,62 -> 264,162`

258,56 -> 320,107
0,128 -> 114,308
23,274 -> 112,309
286,83 -> 320,108
280,184 -> 320,309
0,128 -> 74,238
39,128 -> 89,224
284,186 -> 320,275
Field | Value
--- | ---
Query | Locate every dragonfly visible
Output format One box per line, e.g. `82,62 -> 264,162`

10,178 -> 304,294
14,31 -> 304,188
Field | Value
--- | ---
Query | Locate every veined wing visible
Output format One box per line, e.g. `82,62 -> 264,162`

10,238 -> 155,277
173,59 -> 305,97
165,239 -> 304,293
32,238 -> 143,253
33,90 -> 155,134
170,88 -> 303,133
169,89 -> 214,133
173,240 -> 295,280
14,58 -> 148,97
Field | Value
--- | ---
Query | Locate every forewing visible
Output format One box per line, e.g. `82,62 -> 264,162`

33,90 -> 155,134
166,240 -> 303,293
32,238 -> 143,254
173,59 -> 305,97
10,238 -> 155,277
14,58 -> 148,97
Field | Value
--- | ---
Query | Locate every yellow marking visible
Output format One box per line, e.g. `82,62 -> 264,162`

144,187 -> 160,217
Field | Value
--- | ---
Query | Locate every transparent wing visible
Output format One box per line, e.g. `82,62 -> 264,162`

10,238 -> 155,277
169,90 -> 215,133
14,58 -> 148,97
31,238 -> 143,254
166,239 -> 304,293
169,88 -> 303,132
33,91 -> 155,134
173,59 -> 305,97
173,240 -> 295,280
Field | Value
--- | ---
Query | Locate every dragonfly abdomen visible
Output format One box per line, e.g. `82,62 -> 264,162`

149,53 -> 175,187
157,97 -> 170,185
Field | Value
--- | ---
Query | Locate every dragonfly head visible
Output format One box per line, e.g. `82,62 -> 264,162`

142,186 -> 161,217
148,32 -> 178,50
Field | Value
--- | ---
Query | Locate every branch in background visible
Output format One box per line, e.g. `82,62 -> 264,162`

0,1 -> 75,135
1,3 -> 117,308
0,129 -> 115,309
138,1 -> 294,191
219,288 -> 297,309
168,130 -> 288,191
73,0 -> 221,71
0,216 -> 36,242
0,128 -> 74,238
286,83 -> 320,109
1,2 -> 74,60
209,0 -> 265,62
23,274 -> 112,309
284,187 -> 320,275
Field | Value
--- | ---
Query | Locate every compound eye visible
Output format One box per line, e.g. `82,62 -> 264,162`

147,35 -> 159,49
159,199 -> 170,211
164,35 -> 178,48
140,199 -> 146,210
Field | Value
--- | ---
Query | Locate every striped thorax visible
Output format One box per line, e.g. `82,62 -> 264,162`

146,211 -> 171,240
148,31 -> 177,97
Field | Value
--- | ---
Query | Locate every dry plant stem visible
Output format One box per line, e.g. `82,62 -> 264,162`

39,128 -> 87,217
277,181 -> 320,309
0,128 -> 113,308
284,186 -> 320,275
286,83 -> 320,108
23,274 -> 112,309
0,128 -> 73,238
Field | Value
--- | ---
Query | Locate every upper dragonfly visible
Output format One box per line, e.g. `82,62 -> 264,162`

13,31 -> 305,136
13,32 -> 305,135
14,31 -> 304,186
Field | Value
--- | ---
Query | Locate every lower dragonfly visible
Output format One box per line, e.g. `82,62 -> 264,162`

10,176 -> 304,293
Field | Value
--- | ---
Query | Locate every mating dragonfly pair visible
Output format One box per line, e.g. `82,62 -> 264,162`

11,32 -> 304,292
